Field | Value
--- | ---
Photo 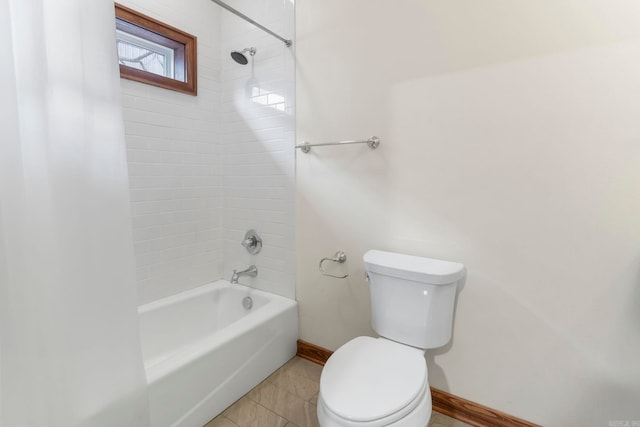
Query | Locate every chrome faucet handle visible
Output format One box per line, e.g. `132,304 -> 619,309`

242,236 -> 257,248
241,229 -> 262,254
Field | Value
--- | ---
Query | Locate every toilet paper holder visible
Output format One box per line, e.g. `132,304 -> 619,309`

319,251 -> 348,279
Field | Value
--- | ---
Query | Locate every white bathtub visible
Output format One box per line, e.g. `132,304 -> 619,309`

138,280 -> 298,427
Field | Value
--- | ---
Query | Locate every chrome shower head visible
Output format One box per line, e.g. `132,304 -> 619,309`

230,47 -> 256,65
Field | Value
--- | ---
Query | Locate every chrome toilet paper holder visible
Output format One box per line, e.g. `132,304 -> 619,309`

319,251 -> 348,279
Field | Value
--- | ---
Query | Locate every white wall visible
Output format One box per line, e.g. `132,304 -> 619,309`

119,0 -> 295,303
296,1 -> 640,425
220,0 -> 296,299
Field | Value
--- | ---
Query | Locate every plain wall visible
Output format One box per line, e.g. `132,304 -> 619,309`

295,1 -> 640,425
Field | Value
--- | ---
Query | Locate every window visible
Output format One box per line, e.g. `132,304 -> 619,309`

115,3 -> 197,95
116,30 -> 175,79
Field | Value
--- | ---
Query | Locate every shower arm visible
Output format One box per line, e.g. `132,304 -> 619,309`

210,0 -> 292,47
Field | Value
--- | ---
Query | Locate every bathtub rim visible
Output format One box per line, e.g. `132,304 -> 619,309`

138,279 -> 298,384
138,280 -> 280,314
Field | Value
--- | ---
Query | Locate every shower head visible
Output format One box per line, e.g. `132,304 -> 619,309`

230,47 -> 256,65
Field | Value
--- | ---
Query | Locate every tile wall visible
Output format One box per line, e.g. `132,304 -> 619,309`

119,0 -> 223,304
220,0 -> 296,299
119,0 -> 295,303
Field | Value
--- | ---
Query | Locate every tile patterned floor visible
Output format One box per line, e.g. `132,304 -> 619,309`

204,356 -> 473,427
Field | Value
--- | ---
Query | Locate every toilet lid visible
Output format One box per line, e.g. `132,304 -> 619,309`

320,336 -> 427,422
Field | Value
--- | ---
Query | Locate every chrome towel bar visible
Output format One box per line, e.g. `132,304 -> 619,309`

296,136 -> 380,154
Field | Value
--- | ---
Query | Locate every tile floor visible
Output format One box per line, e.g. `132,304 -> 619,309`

204,356 -> 473,427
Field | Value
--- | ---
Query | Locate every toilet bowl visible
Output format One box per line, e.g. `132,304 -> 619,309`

317,250 -> 465,427
317,337 -> 431,427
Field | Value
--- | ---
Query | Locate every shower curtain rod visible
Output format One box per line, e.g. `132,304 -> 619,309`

210,0 -> 292,47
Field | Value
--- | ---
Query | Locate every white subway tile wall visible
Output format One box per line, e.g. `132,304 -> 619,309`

220,0 -> 295,300
119,0 -> 222,304
119,0 -> 295,303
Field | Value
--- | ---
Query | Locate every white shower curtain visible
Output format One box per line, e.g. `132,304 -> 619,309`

0,0 -> 149,426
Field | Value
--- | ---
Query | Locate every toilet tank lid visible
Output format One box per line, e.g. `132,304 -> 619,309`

363,250 -> 465,285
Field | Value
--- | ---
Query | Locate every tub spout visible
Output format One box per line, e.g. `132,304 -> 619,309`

231,265 -> 258,284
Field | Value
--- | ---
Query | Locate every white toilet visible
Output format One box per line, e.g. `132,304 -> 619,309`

317,249 -> 465,427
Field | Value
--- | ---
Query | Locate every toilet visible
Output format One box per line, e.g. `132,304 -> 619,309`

317,249 -> 465,427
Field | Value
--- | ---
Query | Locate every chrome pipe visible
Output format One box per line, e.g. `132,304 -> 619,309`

210,0 -> 292,47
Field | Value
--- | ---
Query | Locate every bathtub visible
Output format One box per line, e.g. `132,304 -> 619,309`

138,280 -> 298,427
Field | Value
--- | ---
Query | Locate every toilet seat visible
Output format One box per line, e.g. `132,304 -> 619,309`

320,336 -> 427,424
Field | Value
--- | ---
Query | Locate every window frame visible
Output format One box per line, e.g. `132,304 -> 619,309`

115,3 -> 197,96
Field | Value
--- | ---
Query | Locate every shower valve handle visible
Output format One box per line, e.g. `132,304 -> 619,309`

241,229 -> 262,254
242,236 -> 258,249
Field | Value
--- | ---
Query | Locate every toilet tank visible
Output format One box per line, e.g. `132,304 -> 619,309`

363,250 -> 465,349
